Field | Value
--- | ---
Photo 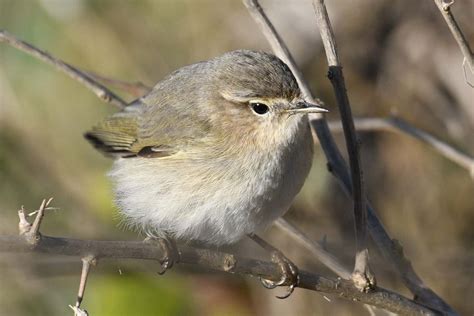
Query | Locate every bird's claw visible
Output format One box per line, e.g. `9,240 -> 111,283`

144,236 -> 179,275
259,250 -> 299,299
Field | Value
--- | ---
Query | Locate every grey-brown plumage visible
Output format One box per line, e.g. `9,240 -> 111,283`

85,49 -> 327,245
85,50 -> 300,158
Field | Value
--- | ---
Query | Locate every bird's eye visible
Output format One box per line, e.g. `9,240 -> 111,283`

250,102 -> 269,115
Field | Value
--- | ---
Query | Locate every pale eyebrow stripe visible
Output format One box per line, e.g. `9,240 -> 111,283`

220,90 -> 259,103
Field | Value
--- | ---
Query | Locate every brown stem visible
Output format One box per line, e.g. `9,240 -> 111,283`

0,30 -> 128,109
0,234 -> 436,315
328,117 -> 474,177
432,0 -> 474,75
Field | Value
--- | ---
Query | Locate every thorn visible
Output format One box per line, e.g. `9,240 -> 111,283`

74,255 -> 96,314
18,206 -> 32,235
27,198 -> 52,243
28,207 -> 60,217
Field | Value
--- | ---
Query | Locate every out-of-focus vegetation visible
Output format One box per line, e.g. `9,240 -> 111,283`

0,0 -> 472,315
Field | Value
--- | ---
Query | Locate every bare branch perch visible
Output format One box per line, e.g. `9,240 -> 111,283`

0,30 -> 128,109
0,233 -> 435,315
432,0 -> 474,77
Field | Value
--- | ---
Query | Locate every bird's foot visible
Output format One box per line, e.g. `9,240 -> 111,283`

144,235 -> 179,275
260,250 -> 299,299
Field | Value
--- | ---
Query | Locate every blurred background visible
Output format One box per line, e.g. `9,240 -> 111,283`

0,0 -> 473,315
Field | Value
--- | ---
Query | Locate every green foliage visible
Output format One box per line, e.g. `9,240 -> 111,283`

87,273 -> 194,316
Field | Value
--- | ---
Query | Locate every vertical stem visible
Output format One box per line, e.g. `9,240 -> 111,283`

76,256 -> 95,308
312,1 -> 370,287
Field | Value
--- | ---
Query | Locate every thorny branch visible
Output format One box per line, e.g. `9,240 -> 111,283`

243,0 -> 456,314
0,200 -> 436,316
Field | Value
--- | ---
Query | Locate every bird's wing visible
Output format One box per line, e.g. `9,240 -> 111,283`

84,110 -> 172,158
85,62 -> 213,159
85,98 -> 211,159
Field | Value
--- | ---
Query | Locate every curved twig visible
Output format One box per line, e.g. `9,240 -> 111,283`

0,30 -> 128,109
328,117 -> 474,177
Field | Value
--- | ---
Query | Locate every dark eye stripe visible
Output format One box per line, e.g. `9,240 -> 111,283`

250,102 -> 269,115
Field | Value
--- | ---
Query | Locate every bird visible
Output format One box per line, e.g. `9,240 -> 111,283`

85,49 -> 327,297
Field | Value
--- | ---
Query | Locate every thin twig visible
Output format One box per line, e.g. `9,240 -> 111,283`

311,0 -> 372,291
314,119 -> 459,315
243,0 -> 456,314
432,0 -> 474,77
76,256 -> 96,309
29,198 -> 52,237
275,218 -> 351,279
83,71 -> 152,97
242,0 -> 324,108
0,30 -> 128,109
276,218 -> 378,314
21,197 -> 53,245
328,117 -> 474,178
0,234 -> 435,316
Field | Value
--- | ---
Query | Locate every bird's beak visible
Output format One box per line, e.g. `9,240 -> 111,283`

285,101 -> 329,114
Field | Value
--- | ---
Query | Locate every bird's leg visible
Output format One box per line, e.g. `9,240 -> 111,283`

144,232 -> 179,275
247,234 -> 299,299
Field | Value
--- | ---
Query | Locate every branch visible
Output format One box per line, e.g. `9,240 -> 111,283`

0,232 -> 436,315
0,30 -> 128,109
3,199 -> 437,315
328,117 -> 474,178
244,0 -> 373,292
82,71 -> 151,98
432,0 -> 474,78
243,0 -> 456,314
311,0 -> 372,291
241,0 -> 322,106
276,218 -> 351,279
